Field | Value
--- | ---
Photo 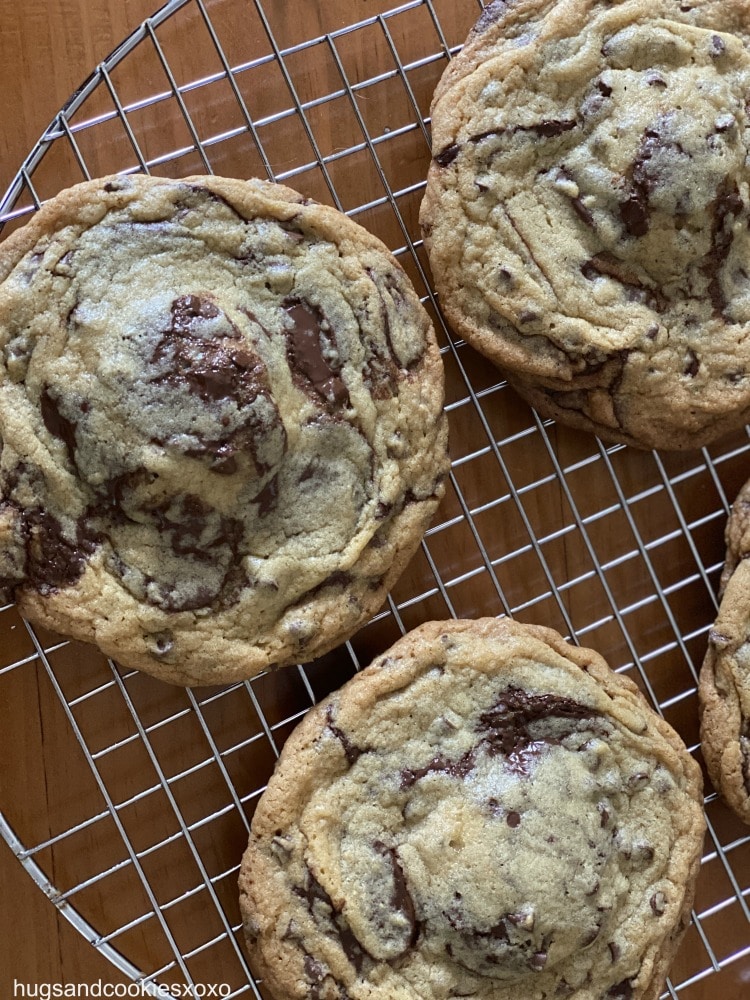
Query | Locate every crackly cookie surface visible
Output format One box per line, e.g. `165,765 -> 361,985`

240,618 -> 705,1000
700,477 -> 750,824
0,174 -> 447,685
420,0 -> 750,450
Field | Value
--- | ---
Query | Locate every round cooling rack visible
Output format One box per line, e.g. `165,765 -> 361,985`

2,0 -> 750,996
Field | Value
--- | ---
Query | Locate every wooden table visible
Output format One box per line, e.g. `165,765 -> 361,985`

1,1 -> 749,996
1,5 -> 160,988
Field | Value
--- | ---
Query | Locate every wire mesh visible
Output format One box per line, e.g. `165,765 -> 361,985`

1,0 -> 749,996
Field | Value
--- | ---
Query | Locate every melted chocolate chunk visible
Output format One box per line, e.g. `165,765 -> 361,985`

619,127 -> 664,238
255,474 -> 279,517
374,841 -> 419,954
702,181 -> 744,314
23,509 -> 90,594
741,739 -> 750,794
151,295 -> 266,405
620,195 -> 649,238
284,300 -> 350,407
684,348 -> 700,377
363,269 -> 416,398
400,750 -> 476,789
477,686 -> 600,773
571,195 -> 595,228
435,143 -> 460,167
326,705 -> 365,765
87,474 -> 249,612
40,387 -> 78,466
171,293 -> 219,331
607,979 -> 635,999
140,493 -> 241,561
530,119 -> 577,138
470,119 -> 577,146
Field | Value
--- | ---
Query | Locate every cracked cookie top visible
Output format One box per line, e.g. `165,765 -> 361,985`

240,618 -> 705,999
0,174 -> 447,684
421,0 -> 750,449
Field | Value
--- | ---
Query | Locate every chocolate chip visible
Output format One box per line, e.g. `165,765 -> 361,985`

326,705 -> 365,765
435,143 -> 460,167
255,475 -> 279,517
709,34 -> 726,57
607,978 -> 635,999
620,195 -> 649,238
40,387 -> 78,466
529,119 -> 577,138
570,195 -> 595,228
374,842 -> 418,955
285,300 -> 350,407
683,349 -> 700,377
609,941 -> 621,962
506,811 -> 521,828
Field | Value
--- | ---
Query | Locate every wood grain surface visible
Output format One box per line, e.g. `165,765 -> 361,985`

0,5 -> 159,990
1,1 -> 749,997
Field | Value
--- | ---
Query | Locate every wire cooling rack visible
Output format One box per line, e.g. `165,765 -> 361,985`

1,0 -> 750,996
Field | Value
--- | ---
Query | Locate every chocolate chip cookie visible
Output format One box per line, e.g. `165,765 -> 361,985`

239,617 -> 705,999
0,174 -> 448,685
420,0 -> 750,450
699,476 -> 750,824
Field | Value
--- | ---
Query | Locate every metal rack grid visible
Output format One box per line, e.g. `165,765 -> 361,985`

1,0 -> 749,996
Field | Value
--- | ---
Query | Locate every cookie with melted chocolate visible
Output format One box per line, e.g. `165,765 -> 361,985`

420,0 -> 750,450
700,476 -> 750,824
239,617 -> 705,999
0,174 -> 447,684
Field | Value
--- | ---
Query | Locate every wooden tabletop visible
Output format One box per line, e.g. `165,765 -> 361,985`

0,3 -> 162,987
1,1 -> 750,996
